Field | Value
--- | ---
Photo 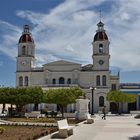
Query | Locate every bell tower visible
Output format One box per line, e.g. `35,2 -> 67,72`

16,25 -> 35,72
92,21 -> 110,87
92,21 -> 110,71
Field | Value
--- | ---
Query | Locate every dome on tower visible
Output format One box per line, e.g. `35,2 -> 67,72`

94,31 -> 108,42
93,21 -> 108,42
19,25 -> 34,43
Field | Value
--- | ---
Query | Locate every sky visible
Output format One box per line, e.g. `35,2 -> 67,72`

0,0 -> 140,87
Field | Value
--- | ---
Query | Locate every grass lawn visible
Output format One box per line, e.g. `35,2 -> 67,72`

0,125 -> 58,140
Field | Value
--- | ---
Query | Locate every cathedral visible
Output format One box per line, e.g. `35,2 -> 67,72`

16,21 -> 120,113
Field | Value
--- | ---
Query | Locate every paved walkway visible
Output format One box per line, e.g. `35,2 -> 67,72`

1,114 -> 140,140
48,115 -> 140,140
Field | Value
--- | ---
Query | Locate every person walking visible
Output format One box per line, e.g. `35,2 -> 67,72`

102,106 -> 106,120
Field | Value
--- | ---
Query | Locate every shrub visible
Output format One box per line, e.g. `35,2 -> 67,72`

0,127 -> 5,134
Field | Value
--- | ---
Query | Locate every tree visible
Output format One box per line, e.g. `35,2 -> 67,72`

13,87 -> 44,112
0,87 -> 45,115
107,90 -> 136,113
45,87 -> 84,118
25,87 -> 45,110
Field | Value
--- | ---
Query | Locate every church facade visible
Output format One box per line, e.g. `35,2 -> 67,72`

16,21 -> 120,113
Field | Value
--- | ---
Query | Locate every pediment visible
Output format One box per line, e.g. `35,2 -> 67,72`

44,60 -> 81,66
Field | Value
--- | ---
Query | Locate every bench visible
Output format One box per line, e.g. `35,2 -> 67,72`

57,119 -> 74,138
86,114 -> 94,124
25,111 -> 41,118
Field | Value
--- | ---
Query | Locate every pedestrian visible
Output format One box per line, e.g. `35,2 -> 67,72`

102,106 -> 106,120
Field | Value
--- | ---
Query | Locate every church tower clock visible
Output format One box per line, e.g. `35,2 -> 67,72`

16,25 -> 35,72
92,21 -> 110,87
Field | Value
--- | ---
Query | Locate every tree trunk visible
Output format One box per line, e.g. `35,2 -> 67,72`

2,103 -> 5,113
61,105 -> 64,118
34,103 -> 38,111
16,104 -> 24,115
58,104 -> 64,118
9,104 -> 13,117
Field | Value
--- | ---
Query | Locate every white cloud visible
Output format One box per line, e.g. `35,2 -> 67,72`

14,0 -> 104,66
0,20 -> 21,59
0,0 -> 140,71
107,0 -> 140,71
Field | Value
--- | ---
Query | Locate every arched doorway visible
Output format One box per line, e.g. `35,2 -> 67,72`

59,77 -> 65,84
99,96 -> 104,107
110,102 -> 118,114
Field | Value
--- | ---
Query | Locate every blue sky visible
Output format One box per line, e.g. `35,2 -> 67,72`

0,0 -> 140,87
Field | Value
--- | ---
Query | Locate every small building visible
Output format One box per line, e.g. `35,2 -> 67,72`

120,83 -> 140,113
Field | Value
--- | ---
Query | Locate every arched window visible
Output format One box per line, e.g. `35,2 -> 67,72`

67,78 -> 71,84
22,46 -> 26,55
102,75 -> 106,86
25,76 -> 28,86
99,44 -> 103,54
19,76 -> 23,86
59,77 -> 65,84
96,75 -> 100,86
99,96 -> 104,107
52,78 -> 56,84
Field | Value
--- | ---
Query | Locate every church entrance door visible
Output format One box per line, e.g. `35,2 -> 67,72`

59,77 -> 65,84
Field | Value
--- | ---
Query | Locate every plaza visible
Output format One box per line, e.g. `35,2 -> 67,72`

1,1 -> 140,140
43,114 -> 140,140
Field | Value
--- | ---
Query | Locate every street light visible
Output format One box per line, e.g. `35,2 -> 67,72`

90,87 -> 96,115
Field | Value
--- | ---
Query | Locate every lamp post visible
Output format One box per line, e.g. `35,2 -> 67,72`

90,87 -> 96,115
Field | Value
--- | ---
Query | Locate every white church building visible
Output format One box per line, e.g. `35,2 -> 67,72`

16,21 -> 120,113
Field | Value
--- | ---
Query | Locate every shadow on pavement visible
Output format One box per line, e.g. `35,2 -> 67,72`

51,132 -> 73,139
51,132 -> 62,139
129,135 -> 140,140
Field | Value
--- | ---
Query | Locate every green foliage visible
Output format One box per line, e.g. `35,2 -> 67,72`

0,87 -> 45,105
107,90 -> 136,103
45,87 -> 84,117
107,90 -> 136,113
122,94 -> 137,103
0,87 -> 10,104
45,87 -> 84,106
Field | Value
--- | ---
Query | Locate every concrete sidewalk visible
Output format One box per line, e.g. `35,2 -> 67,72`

49,115 -> 140,140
